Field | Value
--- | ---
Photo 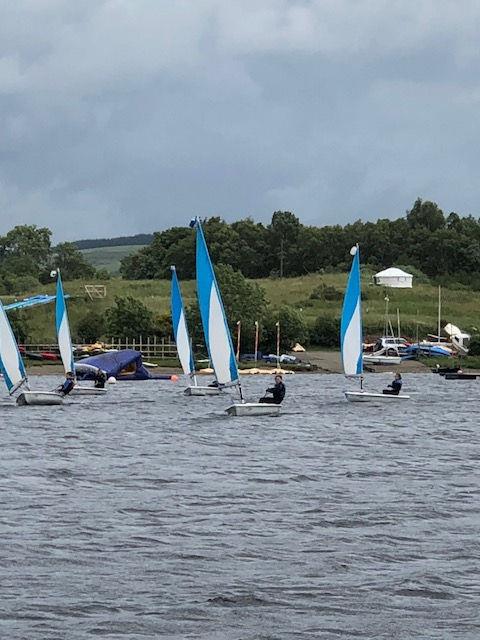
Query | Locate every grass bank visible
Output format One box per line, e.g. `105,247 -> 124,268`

6,273 -> 480,343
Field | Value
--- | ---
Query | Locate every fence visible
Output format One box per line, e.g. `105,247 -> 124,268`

21,337 -> 178,360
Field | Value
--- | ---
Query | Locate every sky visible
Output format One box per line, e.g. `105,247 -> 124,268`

1,0 -> 480,241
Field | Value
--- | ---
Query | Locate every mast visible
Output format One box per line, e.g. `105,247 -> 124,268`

437,285 -> 441,342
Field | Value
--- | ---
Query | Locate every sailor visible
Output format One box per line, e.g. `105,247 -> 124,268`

94,368 -> 108,389
58,371 -> 75,396
259,374 -> 286,404
383,372 -> 402,395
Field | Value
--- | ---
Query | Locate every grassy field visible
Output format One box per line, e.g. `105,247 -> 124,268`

6,272 -> 480,343
80,245 -> 147,274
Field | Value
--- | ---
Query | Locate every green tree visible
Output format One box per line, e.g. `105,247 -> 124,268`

0,224 -> 52,278
76,312 -> 107,342
262,305 -> 308,352
105,296 -> 155,339
48,242 -> 95,281
406,198 -> 445,232
310,315 -> 340,347
268,211 -> 301,277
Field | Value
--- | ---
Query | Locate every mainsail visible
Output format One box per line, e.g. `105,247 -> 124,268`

170,266 -> 195,379
340,245 -> 363,377
0,300 -> 28,394
55,270 -> 75,375
194,219 -> 240,388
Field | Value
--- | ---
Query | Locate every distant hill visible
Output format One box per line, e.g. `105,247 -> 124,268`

80,244 -> 147,274
74,233 -> 153,250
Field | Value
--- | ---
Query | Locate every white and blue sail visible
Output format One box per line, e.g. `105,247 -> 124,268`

194,219 -> 240,390
55,270 -> 75,375
0,300 -> 28,395
340,245 -> 363,377
170,266 -> 195,380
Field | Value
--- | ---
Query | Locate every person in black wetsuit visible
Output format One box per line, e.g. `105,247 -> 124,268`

383,372 -> 402,395
94,368 -> 107,388
259,375 -> 286,404
58,371 -> 75,396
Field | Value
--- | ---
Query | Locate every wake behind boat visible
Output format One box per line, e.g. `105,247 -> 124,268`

340,245 -> 410,403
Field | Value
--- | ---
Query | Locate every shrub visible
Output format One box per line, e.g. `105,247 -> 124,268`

468,335 -> 480,356
262,305 -> 308,351
309,282 -> 342,301
76,312 -> 107,343
105,296 -> 155,339
310,315 -> 340,347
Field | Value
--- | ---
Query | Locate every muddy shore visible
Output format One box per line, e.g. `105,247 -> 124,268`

25,351 -> 431,376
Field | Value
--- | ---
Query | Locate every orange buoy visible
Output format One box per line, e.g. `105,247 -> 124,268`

171,374 -> 179,382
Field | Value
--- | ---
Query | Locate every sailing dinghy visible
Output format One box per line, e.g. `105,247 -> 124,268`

0,300 -> 63,405
193,218 -> 280,416
54,270 -> 106,396
341,246 -> 410,403
170,265 -> 221,396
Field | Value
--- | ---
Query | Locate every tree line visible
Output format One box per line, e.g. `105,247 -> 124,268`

74,233 -> 154,250
0,225 -> 96,295
120,199 -> 480,284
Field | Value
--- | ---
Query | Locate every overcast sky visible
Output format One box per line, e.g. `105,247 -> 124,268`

1,1 -> 479,241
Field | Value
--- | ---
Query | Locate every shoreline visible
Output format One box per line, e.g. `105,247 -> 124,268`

25,350 -> 433,376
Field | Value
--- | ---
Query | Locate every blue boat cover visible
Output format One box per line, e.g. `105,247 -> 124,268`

75,349 -> 159,380
4,294 -> 60,311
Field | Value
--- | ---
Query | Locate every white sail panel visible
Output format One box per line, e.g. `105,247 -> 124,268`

171,267 -> 194,378
208,284 -> 235,384
340,246 -> 363,377
55,272 -> 75,375
0,302 -> 27,393
342,299 -> 362,376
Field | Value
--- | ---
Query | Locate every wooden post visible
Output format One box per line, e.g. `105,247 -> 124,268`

276,321 -> 280,369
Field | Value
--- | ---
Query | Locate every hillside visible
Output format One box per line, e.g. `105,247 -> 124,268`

80,244 -> 147,274
7,274 -> 480,344
74,234 -> 153,249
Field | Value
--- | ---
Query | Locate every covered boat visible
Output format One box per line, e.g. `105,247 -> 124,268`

75,349 -> 173,381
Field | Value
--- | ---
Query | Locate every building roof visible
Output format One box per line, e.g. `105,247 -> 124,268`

374,267 -> 412,278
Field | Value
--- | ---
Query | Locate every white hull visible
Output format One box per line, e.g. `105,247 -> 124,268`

184,385 -> 222,396
71,386 -> 107,396
226,402 -> 281,416
16,391 -> 64,406
345,391 -> 410,403
363,355 -> 402,365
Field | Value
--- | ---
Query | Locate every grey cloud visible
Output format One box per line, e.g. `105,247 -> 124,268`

0,1 -> 480,241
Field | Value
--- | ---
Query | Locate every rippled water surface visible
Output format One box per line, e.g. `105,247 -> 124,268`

1,372 -> 479,639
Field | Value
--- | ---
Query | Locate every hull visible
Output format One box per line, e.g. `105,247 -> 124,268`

71,386 -> 108,396
184,385 -> 222,396
226,402 -> 281,416
16,391 -> 64,406
345,391 -> 410,403
363,355 -> 402,365
443,373 -> 477,380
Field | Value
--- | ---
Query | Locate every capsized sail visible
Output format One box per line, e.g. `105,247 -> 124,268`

55,270 -> 75,375
194,219 -> 240,387
340,245 -> 363,377
0,300 -> 28,394
170,266 -> 195,378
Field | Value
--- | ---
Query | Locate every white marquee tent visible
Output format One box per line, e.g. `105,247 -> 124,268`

374,267 -> 413,288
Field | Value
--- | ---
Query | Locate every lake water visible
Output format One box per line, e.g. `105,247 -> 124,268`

0,372 -> 479,639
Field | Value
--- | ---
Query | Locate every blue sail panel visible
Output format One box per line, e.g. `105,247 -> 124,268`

55,271 -> 75,375
340,246 -> 363,376
171,266 -> 195,377
195,220 -> 239,386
